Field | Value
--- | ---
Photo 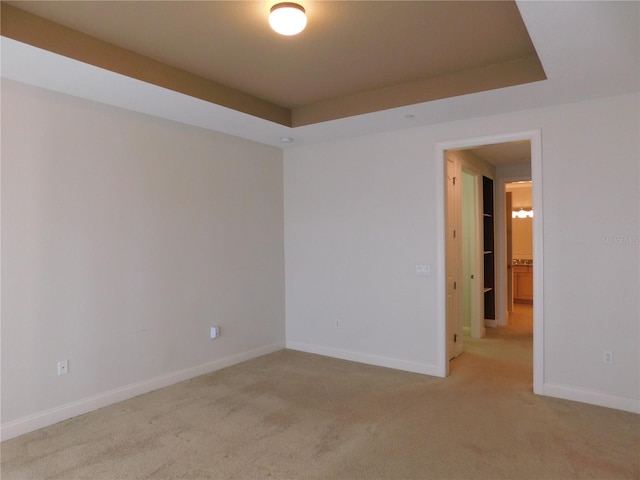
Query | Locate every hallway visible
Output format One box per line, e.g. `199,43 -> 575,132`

452,304 -> 533,389
502,303 -> 534,336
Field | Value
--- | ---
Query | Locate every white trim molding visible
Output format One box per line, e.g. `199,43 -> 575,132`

286,341 -> 441,377
0,342 -> 285,441
543,383 -> 640,414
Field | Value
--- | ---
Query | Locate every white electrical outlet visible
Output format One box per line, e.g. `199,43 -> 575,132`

210,326 -> 220,339
603,350 -> 613,364
57,360 -> 69,375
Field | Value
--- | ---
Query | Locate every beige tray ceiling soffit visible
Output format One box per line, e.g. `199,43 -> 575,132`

1,1 -> 546,128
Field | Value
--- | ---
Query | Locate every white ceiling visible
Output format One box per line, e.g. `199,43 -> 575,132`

1,1 -> 639,154
467,141 -> 531,167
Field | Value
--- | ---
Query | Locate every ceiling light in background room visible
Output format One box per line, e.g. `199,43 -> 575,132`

512,208 -> 533,219
269,2 -> 307,36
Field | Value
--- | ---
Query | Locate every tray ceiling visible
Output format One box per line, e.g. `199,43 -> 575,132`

1,1 -> 546,127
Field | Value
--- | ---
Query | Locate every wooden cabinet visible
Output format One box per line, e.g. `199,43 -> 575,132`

513,266 -> 533,303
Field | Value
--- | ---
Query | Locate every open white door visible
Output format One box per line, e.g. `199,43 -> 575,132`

446,154 -> 463,359
461,170 -> 485,339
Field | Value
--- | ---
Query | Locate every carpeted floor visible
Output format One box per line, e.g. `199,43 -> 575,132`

2,308 -> 639,479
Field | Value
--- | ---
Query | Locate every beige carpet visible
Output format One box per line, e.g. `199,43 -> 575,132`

2,312 -> 639,479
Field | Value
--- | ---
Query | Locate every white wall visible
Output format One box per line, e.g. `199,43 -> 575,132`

497,163 -> 531,179
507,184 -> 533,209
284,92 -> 640,412
1,80 -> 286,438
511,217 -> 533,260
2,80 -> 637,443
284,134 -> 440,373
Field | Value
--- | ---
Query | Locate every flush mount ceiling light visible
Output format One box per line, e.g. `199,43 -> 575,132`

269,2 -> 307,36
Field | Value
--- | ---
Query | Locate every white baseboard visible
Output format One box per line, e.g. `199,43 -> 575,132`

484,318 -> 498,328
543,383 -> 640,414
286,340 -> 441,377
0,342 -> 285,441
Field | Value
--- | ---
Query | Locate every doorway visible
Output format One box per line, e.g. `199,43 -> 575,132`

436,130 -> 544,394
506,181 -> 534,316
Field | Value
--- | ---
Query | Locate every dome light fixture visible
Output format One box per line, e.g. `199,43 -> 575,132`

269,2 -> 307,36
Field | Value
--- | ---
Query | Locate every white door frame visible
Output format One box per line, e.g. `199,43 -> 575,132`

435,129 -> 544,395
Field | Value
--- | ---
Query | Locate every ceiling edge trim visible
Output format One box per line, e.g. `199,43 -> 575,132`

0,3 -> 292,127
292,55 -> 547,127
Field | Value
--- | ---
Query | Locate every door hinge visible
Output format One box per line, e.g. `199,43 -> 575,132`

454,334 -> 458,342
453,229 -> 456,238
454,281 -> 457,289
453,176 -> 457,186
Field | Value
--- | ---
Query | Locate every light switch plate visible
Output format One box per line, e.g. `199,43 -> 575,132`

415,264 -> 431,276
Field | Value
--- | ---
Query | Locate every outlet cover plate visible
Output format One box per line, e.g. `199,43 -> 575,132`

57,360 -> 69,375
